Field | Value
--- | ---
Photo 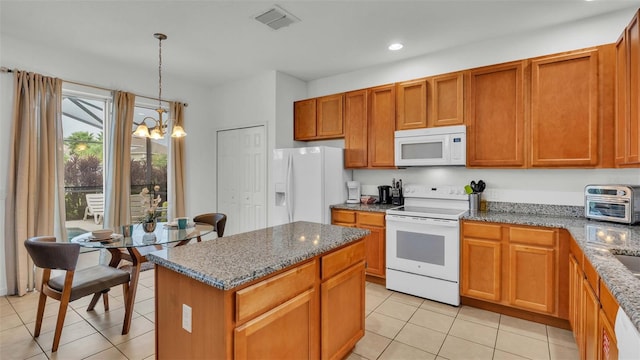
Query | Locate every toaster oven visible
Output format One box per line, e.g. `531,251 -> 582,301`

584,185 -> 640,224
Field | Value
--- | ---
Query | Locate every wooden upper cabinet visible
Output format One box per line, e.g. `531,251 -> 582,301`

294,94 -> 344,141
628,11 -> 640,165
344,90 -> 369,168
317,94 -> 344,138
530,50 -> 599,167
616,32 -> 629,165
429,72 -> 464,127
368,85 -> 396,168
467,61 -> 526,167
396,79 -> 427,130
616,10 -> 640,167
294,98 -> 317,140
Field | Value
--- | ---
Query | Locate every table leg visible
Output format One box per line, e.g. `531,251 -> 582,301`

120,247 -> 145,335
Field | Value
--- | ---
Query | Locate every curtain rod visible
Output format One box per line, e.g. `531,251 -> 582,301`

1,66 -> 188,107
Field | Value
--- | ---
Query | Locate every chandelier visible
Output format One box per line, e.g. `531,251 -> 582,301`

133,33 -> 186,139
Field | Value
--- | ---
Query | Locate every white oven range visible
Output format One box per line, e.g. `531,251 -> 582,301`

386,184 -> 469,306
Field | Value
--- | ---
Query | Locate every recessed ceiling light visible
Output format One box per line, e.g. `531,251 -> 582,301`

388,43 -> 404,51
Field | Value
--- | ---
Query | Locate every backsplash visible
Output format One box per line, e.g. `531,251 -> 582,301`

487,201 -> 584,218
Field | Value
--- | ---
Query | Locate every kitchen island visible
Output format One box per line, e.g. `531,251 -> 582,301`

146,221 -> 370,359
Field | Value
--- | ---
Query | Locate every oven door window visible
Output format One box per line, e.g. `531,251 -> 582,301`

587,201 -> 628,219
397,230 -> 444,265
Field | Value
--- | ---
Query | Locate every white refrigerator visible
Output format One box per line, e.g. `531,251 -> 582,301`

272,146 -> 351,226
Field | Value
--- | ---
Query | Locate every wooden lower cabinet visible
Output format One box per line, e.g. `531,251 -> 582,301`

235,289 -> 318,360
155,239 -> 366,359
461,238 -> 501,301
569,235 -> 620,360
461,221 -> 564,319
331,209 -> 386,278
321,261 -> 365,360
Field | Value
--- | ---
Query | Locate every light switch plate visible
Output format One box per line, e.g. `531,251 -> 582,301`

182,304 -> 192,333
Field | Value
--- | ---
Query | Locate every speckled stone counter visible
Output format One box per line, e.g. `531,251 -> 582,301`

146,221 -> 370,290
330,202 -> 399,213
462,210 -> 640,332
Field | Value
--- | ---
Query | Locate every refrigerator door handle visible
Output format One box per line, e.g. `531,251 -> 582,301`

286,152 -> 293,223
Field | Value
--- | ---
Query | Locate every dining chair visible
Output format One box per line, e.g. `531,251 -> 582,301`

23,236 -> 131,352
193,212 -> 227,238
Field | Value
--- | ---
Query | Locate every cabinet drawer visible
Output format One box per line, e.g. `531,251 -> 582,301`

463,222 -> 502,240
332,210 -> 356,224
357,212 -> 385,227
236,260 -> 317,324
322,240 -> 366,280
599,280 -> 619,326
509,227 -> 556,247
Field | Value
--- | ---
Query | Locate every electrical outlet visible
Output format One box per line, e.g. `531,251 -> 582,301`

182,304 -> 192,333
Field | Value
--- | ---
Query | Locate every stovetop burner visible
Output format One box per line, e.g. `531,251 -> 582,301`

385,184 -> 470,219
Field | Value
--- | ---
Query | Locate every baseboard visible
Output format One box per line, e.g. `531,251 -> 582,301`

461,296 -> 571,330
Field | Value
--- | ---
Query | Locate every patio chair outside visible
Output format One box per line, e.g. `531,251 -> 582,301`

83,193 -> 104,224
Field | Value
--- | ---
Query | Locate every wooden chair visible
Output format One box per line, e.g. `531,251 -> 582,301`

174,213 -> 227,246
193,213 -> 227,238
24,236 -> 130,352
83,193 -> 104,224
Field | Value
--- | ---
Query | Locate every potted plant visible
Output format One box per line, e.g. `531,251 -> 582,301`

140,187 -> 162,232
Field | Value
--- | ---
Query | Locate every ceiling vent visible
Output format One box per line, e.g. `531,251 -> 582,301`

255,5 -> 300,30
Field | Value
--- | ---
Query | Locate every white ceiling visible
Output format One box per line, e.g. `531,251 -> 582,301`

2,1 -> 639,87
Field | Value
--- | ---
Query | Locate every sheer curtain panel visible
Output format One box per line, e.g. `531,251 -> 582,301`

4,71 -> 65,296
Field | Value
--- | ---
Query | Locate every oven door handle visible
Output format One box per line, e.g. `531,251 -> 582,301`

386,214 -> 459,227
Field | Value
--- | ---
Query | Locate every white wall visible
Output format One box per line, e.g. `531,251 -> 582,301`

0,34 -> 211,295
304,7 -> 640,206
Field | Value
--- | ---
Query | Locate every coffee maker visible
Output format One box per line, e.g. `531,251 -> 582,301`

378,185 -> 392,204
346,181 -> 361,204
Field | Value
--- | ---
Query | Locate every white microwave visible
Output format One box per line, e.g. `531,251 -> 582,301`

394,125 -> 466,167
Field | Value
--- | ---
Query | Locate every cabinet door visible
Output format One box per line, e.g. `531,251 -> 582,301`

396,79 -> 427,130
294,98 -> 317,140
598,308 -> 619,360
362,225 -> 385,278
467,61 -> 526,167
430,72 -> 464,127
582,278 -> 600,360
235,289 -> 319,360
368,85 -> 396,168
530,50 -> 599,167
569,254 -> 583,349
321,262 -> 365,360
344,90 -> 368,168
357,212 -> 385,278
508,244 -> 555,314
317,94 -> 344,138
627,11 -> 640,165
615,32 -> 629,166
461,238 -> 501,301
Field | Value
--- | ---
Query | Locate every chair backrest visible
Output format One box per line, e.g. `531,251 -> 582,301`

193,213 -> 227,237
24,236 -> 79,271
85,193 -> 104,213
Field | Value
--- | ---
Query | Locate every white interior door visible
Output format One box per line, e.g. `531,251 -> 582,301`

217,125 -> 266,236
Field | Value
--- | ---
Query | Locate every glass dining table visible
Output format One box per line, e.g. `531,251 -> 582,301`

71,222 -> 215,335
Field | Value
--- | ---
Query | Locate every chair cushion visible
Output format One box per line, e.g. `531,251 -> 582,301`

48,265 -> 130,302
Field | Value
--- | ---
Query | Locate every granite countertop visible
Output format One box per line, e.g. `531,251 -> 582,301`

462,210 -> 640,332
146,221 -> 370,291
331,202 -> 399,213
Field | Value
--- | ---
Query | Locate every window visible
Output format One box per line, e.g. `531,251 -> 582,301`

61,85 -> 170,236
131,104 -> 169,222
62,88 -> 110,237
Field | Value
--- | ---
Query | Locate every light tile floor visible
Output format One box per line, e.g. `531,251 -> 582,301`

1,271 -> 578,360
